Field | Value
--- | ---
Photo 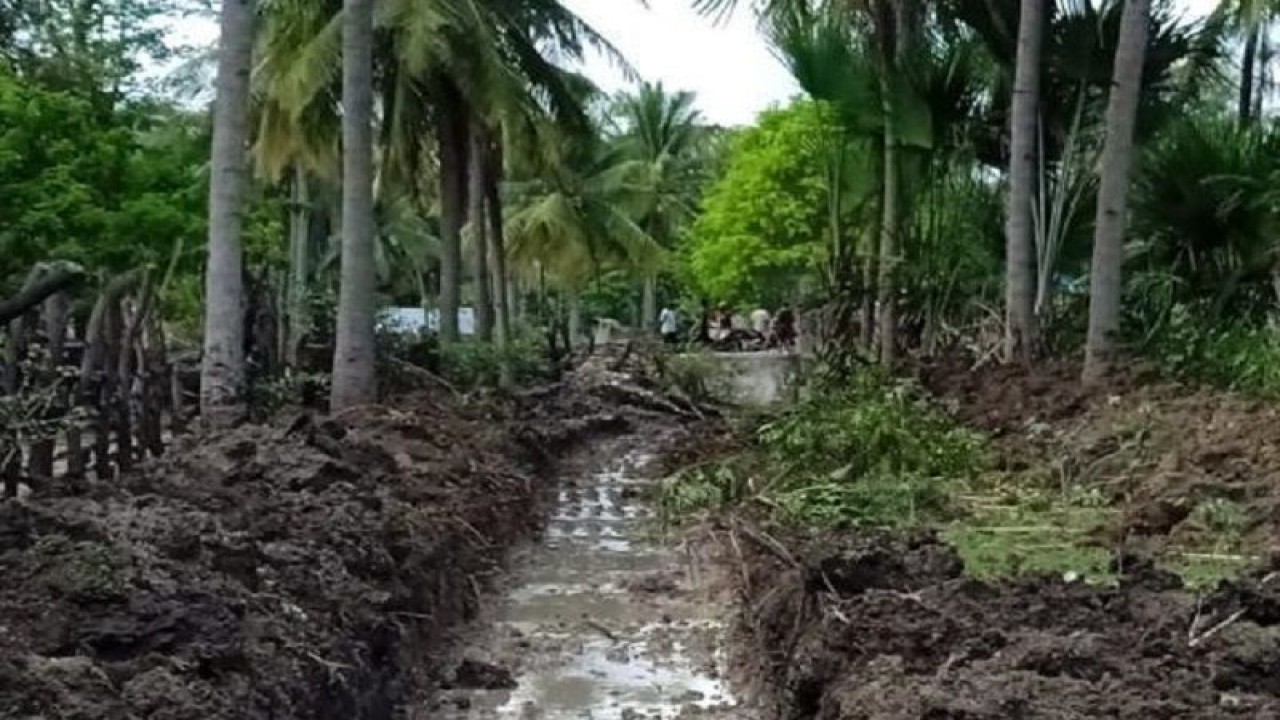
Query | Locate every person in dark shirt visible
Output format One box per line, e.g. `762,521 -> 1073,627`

773,306 -> 796,350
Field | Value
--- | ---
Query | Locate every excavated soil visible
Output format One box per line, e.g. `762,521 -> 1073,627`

0,360 -> 687,720
717,352 -> 1280,719
731,528 -> 1280,719
916,352 -> 1280,551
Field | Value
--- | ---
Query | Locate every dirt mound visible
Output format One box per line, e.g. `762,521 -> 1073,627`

733,528 -> 1280,719
913,352 -> 1110,435
0,369 -> 684,719
916,353 -> 1280,551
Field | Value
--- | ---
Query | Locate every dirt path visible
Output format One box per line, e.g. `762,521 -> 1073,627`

423,432 -> 752,719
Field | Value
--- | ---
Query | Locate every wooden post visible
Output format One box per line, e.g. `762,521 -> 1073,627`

142,312 -> 167,457
27,292 -> 69,481
67,270 -> 141,481
94,296 -> 122,479
115,273 -> 154,470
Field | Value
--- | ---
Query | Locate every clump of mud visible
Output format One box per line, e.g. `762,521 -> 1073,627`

0,368 -> 675,719
733,528 -> 1280,719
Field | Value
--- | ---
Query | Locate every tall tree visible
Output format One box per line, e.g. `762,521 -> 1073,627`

616,82 -> 704,331
469,118 -> 493,342
201,0 -> 255,424
1083,0 -> 1152,384
1217,0 -> 1275,125
436,87 -> 469,344
330,0 -> 377,408
484,136 -> 513,385
875,0 -> 915,367
1005,0 -> 1045,362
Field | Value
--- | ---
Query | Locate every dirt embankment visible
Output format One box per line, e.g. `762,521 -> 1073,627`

732,528 -> 1280,719
0,359 -> 689,720
718,353 -> 1280,718
916,352 -> 1280,551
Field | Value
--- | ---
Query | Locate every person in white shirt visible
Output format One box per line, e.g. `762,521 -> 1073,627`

658,306 -> 679,345
750,308 -> 771,336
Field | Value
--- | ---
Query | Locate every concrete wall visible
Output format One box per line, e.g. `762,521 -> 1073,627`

703,351 -> 804,406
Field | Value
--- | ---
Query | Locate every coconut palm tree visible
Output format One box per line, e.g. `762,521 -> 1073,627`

1005,0 -> 1046,362
614,82 -> 705,331
468,117 -> 493,341
252,0 -> 630,347
330,0 -> 377,408
201,0 -> 256,424
1084,0 -> 1153,384
1215,0 -> 1278,124
506,126 -> 661,342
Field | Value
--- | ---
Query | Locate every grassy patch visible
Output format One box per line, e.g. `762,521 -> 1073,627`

946,491 -> 1117,584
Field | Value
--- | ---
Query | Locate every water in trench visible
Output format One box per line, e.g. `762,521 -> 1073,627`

426,437 -> 752,719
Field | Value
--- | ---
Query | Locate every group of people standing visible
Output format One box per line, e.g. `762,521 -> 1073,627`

657,303 -> 797,350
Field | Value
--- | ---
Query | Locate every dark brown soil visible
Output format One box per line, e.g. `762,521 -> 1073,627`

0,364 -> 679,720
732,527 -> 1280,719
915,352 -> 1280,551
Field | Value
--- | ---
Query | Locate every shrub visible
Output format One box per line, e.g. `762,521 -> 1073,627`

660,368 -> 985,529
439,332 -> 549,390
1142,306 -> 1280,398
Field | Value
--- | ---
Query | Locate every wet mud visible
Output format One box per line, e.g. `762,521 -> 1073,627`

715,352 -> 1280,719
0,363 -> 670,720
425,430 -> 753,719
733,528 -> 1280,719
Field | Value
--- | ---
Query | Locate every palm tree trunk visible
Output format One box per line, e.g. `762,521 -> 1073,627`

1005,0 -> 1044,363
567,291 -> 582,348
437,87 -> 468,343
468,121 -> 493,342
286,166 -> 311,369
1240,25 -> 1260,125
874,3 -> 898,367
641,276 -> 657,334
200,0 -> 255,424
484,139 -> 512,385
1083,0 -> 1151,385
861,140 -> 883,351
876,119 -> 899,367
330,0 -> 377,408
1254,30 -> 1269,121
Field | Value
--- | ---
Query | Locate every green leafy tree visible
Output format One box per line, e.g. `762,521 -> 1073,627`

683,101 -> 832,307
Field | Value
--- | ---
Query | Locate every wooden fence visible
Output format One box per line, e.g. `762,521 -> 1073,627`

1,267 -> 184,497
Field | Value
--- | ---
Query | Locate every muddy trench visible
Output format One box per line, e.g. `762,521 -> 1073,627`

0,350 -> 765,720
424,428 -> 753,719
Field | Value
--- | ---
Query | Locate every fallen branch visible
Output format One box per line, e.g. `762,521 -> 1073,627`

385,357 -> 461,397
1188,571 -> 1278,648
733,517 -> 800,568
0,263 -> 85,325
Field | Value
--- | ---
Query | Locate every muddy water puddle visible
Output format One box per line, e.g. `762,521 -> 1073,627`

426,444 -> 749,719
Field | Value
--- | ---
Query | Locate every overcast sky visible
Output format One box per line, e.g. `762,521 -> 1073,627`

171,0 -> 1224,127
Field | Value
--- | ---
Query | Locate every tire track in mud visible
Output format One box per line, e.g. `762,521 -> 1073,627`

422,433 -> 752,719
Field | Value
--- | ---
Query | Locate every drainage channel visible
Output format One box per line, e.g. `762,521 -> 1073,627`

426,442 -> 749,719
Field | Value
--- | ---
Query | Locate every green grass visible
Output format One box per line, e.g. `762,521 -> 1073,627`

946,493 -> 1117,584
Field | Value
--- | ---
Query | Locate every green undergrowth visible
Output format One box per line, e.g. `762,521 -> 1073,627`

660,367 -> 1260,589
1142,308 -> 1280,399
659,368 -> 985,529
946,485 -> 1117,583
947,488 -> 1257,588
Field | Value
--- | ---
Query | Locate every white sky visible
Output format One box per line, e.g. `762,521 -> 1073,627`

170,0 -> 1223,127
